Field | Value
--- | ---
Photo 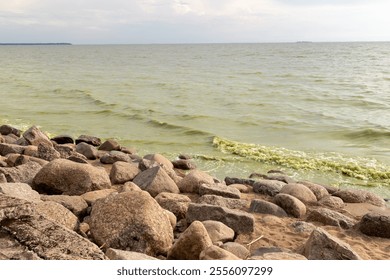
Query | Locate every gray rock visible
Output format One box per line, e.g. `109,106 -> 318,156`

186,203 -> 254,234
303,227 -> 362,260
0,161 -> 42,184
54,144 -> 76,158
172,159 -> 196,170
76,142 -> 99,160
319,196 -> 345,209
274,193 -> 306,218
167,220 -> 212,260
252,179 -> 285,196
0,143 -> 25,156
202,220 -> 235,243
250,172 -> 295,184
0,183 -> 41,202
32,159 -> 111,195
199,183 -> 241,199
307,207 -> 357,229
144,153 -> 174,169
333,189 -> 385,207
155,192 -> 191,220
280,183 -> 317,204
133,166 -> 179,197
198,194 -> 249,211
105,248 -> 158,260
100,151 -> 130,164
89,191 -> 173,256
359,213 -> 390,238
75,135 -> 101,146
22,126 -> 53,147
0,125 -> 21,137
98,139 -> 121,151
178,169 -> 215,193
40,194 -> 88,217
249,199 -> 288,217
290,221 -> 316,233
109,161 -> 140,185
298,181 -> 329,200
37,143 -> 61,161
50,135 -> 74,145
200,245 -> 241,260
225,177 -> 255,186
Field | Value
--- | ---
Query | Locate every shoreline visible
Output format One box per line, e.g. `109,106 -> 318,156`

1,124 -> 389,260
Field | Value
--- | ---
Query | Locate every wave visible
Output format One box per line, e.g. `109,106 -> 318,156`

213,136 -> 390,181
147,119 -> 212,137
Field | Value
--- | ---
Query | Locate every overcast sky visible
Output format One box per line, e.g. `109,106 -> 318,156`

1,0 -> 389,44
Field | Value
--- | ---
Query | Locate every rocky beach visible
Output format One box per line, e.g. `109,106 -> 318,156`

0,124 -> 389,260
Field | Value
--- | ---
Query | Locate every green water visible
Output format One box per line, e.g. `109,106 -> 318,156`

1,42 -> 390,199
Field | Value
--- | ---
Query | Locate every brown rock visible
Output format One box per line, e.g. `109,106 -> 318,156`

178,169 -> 215,193
274,193 -> 306,218
167,221 -> 212,260
144,153 -> 174,169
202,220 -> 235,243
319,196 -> 345,209
199,245 -> 241,260
298,181 -> 329,200
198,195 -> 249,211
22,126 -> 53,147
76,142 -> 99,160
100,151 -> 130,164
303,227 -> 362,260
333,189 -> 385,207
32,159 -> 111,195
231,184 -> 252,193
155,192 -> 191,219
81,189 -> 117,205
89,191 -> 173,256
199,183 -> 241,199
109,161 -> 140,185
75,135 -> 101,146
359,213 -> 390,238
0,183 -> 41,202
0,125 -> 21,137
221,242 -> 250,259
98,139 -> 121,151
0,161 -> 42,184
106,248 -> 158,260
37,143 -> 61,161
40,194 -> 88,217
0,228 -> 42,260
249,199 -> 288,217
307,207 -> 357,229
0,143 -> 25,156
172,159 -> 196,170
280,183 -> 317,204
35,201 -> 79,231
252,179 -> 285,196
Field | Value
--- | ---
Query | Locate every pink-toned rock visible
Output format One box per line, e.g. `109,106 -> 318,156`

280,183 -> 317,204
178,169 -> 215,193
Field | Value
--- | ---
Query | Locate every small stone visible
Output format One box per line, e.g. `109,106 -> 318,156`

76,142 -> 99,160
155,192 -> 191,219
298,181 -> 329,200
273,193 -> 306,218
198,194 -> 249,211
98,139 -> 121,151
100,151 -> 130,164
359,213 -> 390,238
81,189 -> 117,205
172,159 -> 196,170
202,220 -> 235,243
22,126 -> 53,147
199,245 -> 241,260
75,135 -> 101,146
51,135 -> 74,144
37,143 -> 61,161
199,183 -> 241,199
307,207 -> 357,229
0,125 -> 21,137
319,196 -> 345,209
109,161 -> 140,185
221,242 -> 250,259
333,189 -> 385,207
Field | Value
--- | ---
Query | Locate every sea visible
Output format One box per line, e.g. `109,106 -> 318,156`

1,42 -> 390,199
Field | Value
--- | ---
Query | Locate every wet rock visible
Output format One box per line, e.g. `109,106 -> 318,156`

249,199 -> 288,217
274,193 -> 306,218
89,191 -> 173,256
202,220 -> 235,243
178,169 -> 215,193
252,179 -> 285,196
167,220 -> 212,260
32,159 -> 111,195
22,126 -> 53,147
280,183 -> 317,204
333,189 -> 385,207
100,151 -> 130,164
359,213 -> 390,238
200,245 -> 241,260
76,142 -> 99,160
307,207 -> 357,229
40,194 -> 88,217
98,139 -> 121,151
186,203 -> 254,234
0,161 -> 42,184
51,135 -> 74,145
106,248 -> 158,260
75,135 -> 101,147
109,161 -> 140,185
298,181 -> 329,200
0,183 -> 41,202
198,194 -> 249,211
199,183 -> 241,199
133,166 -> 179,197
221,242 -> 250,259
155,192 -> 191,220
303,227 -> 362,260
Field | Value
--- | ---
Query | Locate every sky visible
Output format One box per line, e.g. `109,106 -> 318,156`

1,0 -> 390,44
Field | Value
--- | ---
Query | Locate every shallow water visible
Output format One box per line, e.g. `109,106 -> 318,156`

1,42 -> 390,198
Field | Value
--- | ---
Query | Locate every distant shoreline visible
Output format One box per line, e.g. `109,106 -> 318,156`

0,43 -> 72,46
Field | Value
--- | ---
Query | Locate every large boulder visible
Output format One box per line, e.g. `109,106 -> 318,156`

186,203 -> 254,234
22,126 -> 53,147
199,183 -> 241,199
0,183 -> 41,202
109,161 -> 140,185
307,207 -> 357,229
252,179 -> 285,196
273,193 -> 306,218
333,189 -> 386,207
359,213 -> 390,238
298,181 -> 329,200
167,220 -> 212,260
32,159 -> 111,195
154,192 -> 191,220
249,199 -> 288,217
89,191 -> 173,256
133,166 -> 179,197
280,183 -> 317,204
178,170 -> 215,193
303,228 -> 362,260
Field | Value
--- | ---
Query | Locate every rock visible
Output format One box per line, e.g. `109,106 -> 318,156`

98,139 -> 121,151
118,181 -> 142,193
6,154 -> 47,167
172,159 -> 196,170
109,161 -> 140,185
0,228 -> 42,260
133,166 -> 179,197
0,125 -> 21,137
359,213 -> 390,238
40,194 -> 88,217
81,189 -> 117,205
22,126 -> 53,147
200,245 -> 241,260
298,181 -> 329,200
319,196 -> 345,209
35,201 -> 79,231
155,192 -> 191,220
280,183 -> 317,204
186,203 -> 254,234
76,142 -> 99,160
100,151 -> 130,164
89,191 -> 173,256
138,158 -> 160,171
37,143 -> 61,161
75,135 -> 101,146
303,227 -> 362,260
54,144 -> 76,158
0,143 -> 25,156
231,184 -> 252,193
0,174 -> 6,183
50,135 -> 74,144
250,252 -> 307,260
163,209 -> 177,229
202,220 -> 235,243
167,220 -> 212,260
274,193 -> 306,218
106,248 -> 158,260
178,169 -> 215,193
0,161 -> 42,184
144,153 -> 174,169
307,207 -> 357,229
0,183 -> 41,202
250,172 -> 295,184
249,199 -> 288,217
199,183 -> 241,199
221,242 -> 250,259
67,155 -> 89,164
225,177 -> 255,186
290,221 -> 316,233
0,195 -> 106,260
252,179 -> 286,196
198,195 -> 249,211
333,189 -> 385,207
32,159 -> 111,195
